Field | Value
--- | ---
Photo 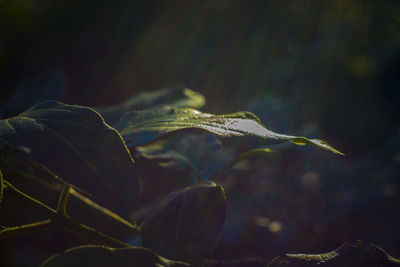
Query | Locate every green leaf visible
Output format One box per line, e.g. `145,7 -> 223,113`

141,181 -> 226,263
97,87 -> 205,125
114,106 -> 344,155
41,245 -> 189,267
0,101 -> 139,215
136,133 -> 272,183
267,241 -> 400,266
135,132 -> 231,184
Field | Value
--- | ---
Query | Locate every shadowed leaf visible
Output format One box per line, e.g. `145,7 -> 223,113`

114,106 -> 344,155
41,245 -> 189,267
141,181 -> 226,263
267,241 -> 400,266
136,132 -> 231,184
97,87 -> 205,125
0,101 -> 139,215
136,133 -> 272,183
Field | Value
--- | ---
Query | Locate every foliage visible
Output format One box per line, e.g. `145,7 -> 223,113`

267,241 -> 400,267
0,101 -> 138,215
114,106 -> 344,156
0,87 -> 397,266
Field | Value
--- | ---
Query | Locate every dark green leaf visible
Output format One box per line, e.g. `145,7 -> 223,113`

136,132 -> 231,184
136,133 -> 273,184
41,245 -> 189,267
0,101 -> 138,215
141,181 -> 226,263
267,241 -> 400,266
97,87 -> 205,125
114,106 -> 344,155
0,70 -> 65,119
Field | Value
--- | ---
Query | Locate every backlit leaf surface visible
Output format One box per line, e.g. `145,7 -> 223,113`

115,106 -> 344,155
98,87 -> 205,125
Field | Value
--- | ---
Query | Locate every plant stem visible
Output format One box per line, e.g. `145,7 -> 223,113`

52,215 -> 131,247
0,219 -> 51,238
57,184 -> 71,216
4,180 -> 56,215
2,180 -> 136,247
70,188 -> 139,233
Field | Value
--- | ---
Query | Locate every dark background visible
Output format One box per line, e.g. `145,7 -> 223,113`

1,0 -> 399,264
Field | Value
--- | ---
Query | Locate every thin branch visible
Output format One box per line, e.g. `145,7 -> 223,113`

2,179 -> 137,247
0,219 -> 51,238
57,184 -> 71,216
70,188 -> 140,233
3,180 -> 56,215
52,215 -> 132,248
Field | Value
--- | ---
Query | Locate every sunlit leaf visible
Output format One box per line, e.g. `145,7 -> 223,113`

141,181 -> 226,263
0,70 -> 65,119
97,87 -> 205,125
0,101 -> 139,215
115,106 -> 344,155
267,241 -> 400,266
41,245 -> 189,267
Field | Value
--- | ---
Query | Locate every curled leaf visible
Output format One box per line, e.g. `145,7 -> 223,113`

141,181 -> 226,263
114,106 -> 344,155
41,245 -> 189,267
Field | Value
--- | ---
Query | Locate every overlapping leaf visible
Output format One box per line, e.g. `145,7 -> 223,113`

267,241 -> 400,266
114,106 -> 344,155
41,245 -> 189,267
97,87 -> 205,125
141,181 -> 226,263
135,132 -> 231,184
0,101 -> 138,215
136,132 -> 273,184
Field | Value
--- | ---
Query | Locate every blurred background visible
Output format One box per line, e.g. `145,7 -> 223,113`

0,0 -> 399,264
